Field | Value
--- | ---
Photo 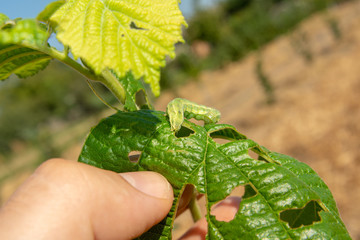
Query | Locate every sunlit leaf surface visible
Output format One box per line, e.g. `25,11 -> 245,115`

50,0 -> 187,96
79,110 -> 351,239
37,0 -> 66,23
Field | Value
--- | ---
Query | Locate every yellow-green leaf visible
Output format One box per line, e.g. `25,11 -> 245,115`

0,18 -> 49,46
37,0 -> 66,23
50,0 -> 187,96
0,13 -> 9,26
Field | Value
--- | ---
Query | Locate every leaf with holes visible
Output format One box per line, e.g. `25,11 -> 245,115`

0,16 -> 52,80
79,110 -> 351,240
49,0 -> 187,96
107,70 -> 151,111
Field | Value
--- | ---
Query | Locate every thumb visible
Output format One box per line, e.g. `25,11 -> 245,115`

0,159 -> 174,240
93,171 -> 175,239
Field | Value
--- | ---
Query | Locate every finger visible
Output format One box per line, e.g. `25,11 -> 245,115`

0,159 -> 173,240
179,196 -> 241,240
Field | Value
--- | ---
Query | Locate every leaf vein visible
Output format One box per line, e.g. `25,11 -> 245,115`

213,142 -> 292,238
0,50 -> 46,69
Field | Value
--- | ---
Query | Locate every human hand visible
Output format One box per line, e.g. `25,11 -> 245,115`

0,159 -> 240,240
0,159 -> 173,240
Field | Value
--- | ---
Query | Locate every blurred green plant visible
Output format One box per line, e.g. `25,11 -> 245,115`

255,55 -> 275,104
326,16 -> 342,40
0,61 -> 114,155
290,31 -> 314,63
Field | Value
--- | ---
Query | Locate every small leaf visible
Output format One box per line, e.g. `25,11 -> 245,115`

0,45 -> 51,80
79,110 -> 351,240
37,0 -> 66,23
49,0 -> 187,96
0,18 -> 52,80
109,70 -> 152,111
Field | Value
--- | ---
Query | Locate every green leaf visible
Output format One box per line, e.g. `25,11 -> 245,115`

0,45 -> 51,80
37,0 -> 66,23
109,70 -> 152,111
79,110 -> 351,240
0,13 -> 9,26
0,18 -> 52,80
49,0 -> 187,96
0,18 -> 49,46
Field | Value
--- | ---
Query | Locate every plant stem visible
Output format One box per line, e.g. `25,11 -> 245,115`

189,189 -> 202,222
100,69 -> 126,104
255,55 -> 275,104
40,46 -> 101,81
85,79 -> 119,111
30,44 -> 127,106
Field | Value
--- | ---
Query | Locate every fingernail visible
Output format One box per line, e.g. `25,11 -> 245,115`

120,172 -> 173,199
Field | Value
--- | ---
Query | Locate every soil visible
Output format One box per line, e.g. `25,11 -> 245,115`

1,1 -> 359,239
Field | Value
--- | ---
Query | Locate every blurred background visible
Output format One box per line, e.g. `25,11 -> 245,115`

1,0 -> 359,239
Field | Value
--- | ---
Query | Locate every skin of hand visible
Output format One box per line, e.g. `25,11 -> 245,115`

0,158 -> 241,240
0,159 -> 174,240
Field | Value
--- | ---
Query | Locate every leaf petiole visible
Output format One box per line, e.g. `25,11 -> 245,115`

100,69 -> 126,105
188,189 -> 202,222
24,43 -> 127,107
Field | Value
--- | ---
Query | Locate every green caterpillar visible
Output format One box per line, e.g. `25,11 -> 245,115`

166,98 -> 221,132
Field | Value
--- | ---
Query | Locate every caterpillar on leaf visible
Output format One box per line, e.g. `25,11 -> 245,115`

166,98 -> 221,132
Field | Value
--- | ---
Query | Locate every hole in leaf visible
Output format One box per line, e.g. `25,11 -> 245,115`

280,200 -> 324,228
130,21 -> 146,30
211,137 -> 232,144
187,118 -> 204,126
211,185 -> 244,222
1,20 -> 16,30
209,128 -> 246,141
135,90 -> 148,109
248,150 -> 259,160
249,149 -> 274,164
173,211 -> 196,239
173,185 -> 206,238
128,151 -> 141,163
229,185 -> 245,197
243,184 -> 257,199
175,126 -> 195,138
177,185 -> 197,216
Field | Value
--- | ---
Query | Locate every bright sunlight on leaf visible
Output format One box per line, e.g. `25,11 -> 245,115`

37,0 -> 66,23
79,110 -> 351,239
49,0 -> 187,96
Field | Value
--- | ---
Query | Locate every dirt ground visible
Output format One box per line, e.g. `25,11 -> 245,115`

1,1 -> 359,239
157,2 -> 360,238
